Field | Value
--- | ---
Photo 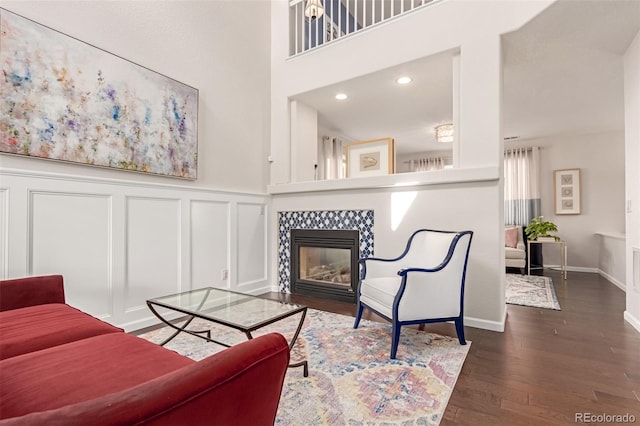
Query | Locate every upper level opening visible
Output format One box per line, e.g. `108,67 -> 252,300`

289,0 -> 440,57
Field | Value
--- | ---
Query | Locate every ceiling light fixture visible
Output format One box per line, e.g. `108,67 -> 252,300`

335,93 -> 348,100
435,124 -> 454,143
304,0 -> 324,20
396,76 -> 412,85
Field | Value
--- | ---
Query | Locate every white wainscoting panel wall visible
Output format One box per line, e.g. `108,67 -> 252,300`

30,191 -> 113,320
0,168 -> 270,331
0,189 -> 7,280
125,197 -> 181,316
236,202 -> 268,291
190,200 -> 230,290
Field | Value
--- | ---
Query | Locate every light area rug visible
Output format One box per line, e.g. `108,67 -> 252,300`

505,273 -> 561,310
138,308 -> 470,425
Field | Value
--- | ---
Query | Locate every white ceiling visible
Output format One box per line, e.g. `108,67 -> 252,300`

291,0 -> 640,155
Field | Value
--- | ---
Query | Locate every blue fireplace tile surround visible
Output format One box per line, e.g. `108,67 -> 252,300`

278,210 -> 374,292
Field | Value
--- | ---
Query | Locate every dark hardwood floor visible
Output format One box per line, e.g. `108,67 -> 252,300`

262,270 -> 640,425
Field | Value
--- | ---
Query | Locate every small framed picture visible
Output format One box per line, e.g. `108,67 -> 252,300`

554,169 -> 581,215
345,138 -> 395,178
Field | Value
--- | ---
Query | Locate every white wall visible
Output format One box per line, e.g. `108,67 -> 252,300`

0,169 -> 270,331
0,1 -> 273,330
270,1 -> 553,330
1,1 -> 271,193
624,31 -> 640,333
508,131 -> 626,271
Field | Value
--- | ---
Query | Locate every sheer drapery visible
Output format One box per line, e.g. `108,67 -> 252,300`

409,157 -> 446,172
504,147 -> 541,226
317,136 -> 345,180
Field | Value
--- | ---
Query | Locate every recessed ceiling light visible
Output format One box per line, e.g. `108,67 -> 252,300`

396,76 -> 412,85
335,93 -> 348,100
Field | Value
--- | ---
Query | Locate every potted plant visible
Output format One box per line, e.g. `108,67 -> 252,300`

525,216 -> 559,241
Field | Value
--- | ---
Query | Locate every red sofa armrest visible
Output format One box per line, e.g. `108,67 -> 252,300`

1,333 -> 291,426
0,275 -> 65,312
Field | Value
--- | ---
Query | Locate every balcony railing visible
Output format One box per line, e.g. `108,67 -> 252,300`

289,0 -> 437,56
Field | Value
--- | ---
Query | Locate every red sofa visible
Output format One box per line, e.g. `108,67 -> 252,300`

0,275 -> 290,425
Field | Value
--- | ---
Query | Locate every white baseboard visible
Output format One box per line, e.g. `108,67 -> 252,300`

598,269 -> 626,292
464,308 -> 506,332
624,311 -> 640,334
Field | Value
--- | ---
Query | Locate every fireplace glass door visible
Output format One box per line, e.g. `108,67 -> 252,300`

298,246 -> 351,287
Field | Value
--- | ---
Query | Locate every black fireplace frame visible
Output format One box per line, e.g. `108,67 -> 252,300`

290,229 -> 359,303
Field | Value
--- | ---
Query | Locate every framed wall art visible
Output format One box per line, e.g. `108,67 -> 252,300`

0,8 -> 198,179
345,138 -> 395,178
554,168 -> 581,215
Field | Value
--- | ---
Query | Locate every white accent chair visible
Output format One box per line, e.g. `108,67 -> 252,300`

353,229 -> 473,359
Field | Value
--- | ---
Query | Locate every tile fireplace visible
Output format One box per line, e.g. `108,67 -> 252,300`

277,210 -> 374,295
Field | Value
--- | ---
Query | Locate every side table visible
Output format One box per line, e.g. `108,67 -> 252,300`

527,239 -> 567,279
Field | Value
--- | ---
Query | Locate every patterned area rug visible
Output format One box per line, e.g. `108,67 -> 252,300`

138,308 -> 470,425
505,274 -> 561,310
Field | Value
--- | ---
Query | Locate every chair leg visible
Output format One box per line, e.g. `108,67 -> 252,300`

353,301 -> 364,329
454,318 -> 467,345
390,321 -> 401,359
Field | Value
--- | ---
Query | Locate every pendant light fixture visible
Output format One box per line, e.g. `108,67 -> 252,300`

304,0 -> 324,20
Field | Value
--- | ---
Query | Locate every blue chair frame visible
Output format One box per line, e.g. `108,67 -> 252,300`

353,229 -> 473,359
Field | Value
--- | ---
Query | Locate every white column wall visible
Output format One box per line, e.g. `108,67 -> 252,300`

290,101 -> 319,182
0,169 -> 270,331
624,31 -> 640,333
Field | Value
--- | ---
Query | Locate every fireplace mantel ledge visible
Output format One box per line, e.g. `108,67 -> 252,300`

268,166 -> 499,195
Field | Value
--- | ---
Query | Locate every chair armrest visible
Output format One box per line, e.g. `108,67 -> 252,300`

1,333 -> 290,426
0,275 -> 65,312
398,264 -> 448,276
360,257 -> 404,278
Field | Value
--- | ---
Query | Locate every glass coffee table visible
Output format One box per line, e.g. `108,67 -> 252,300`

147,287 -> 308,376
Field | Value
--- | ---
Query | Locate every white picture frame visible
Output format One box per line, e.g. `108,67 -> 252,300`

554,168 -> 581,215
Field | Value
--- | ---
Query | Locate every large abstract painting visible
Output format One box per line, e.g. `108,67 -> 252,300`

0,9 -> 198,179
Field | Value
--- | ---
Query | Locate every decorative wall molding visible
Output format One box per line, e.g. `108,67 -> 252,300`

0,168 -> 269,331
0,167 -> 265,197
277,210 -> 374,292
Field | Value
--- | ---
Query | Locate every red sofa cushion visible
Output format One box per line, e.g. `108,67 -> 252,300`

0,333 -> 195,420
0,275 -> 65,311
0,304 -> 123,360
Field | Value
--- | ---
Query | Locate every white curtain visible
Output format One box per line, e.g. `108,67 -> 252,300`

504,147 -> 541,226
409,157 -> 446,172
317,136 -> 345,180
